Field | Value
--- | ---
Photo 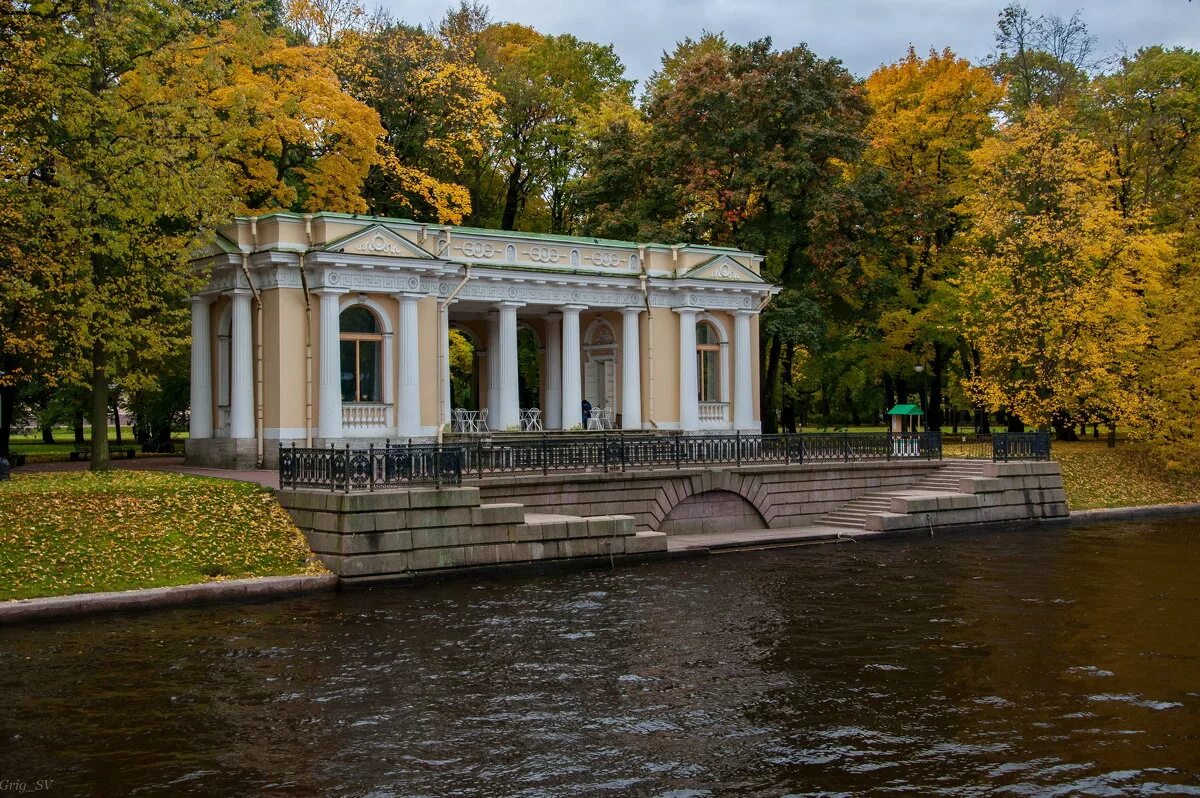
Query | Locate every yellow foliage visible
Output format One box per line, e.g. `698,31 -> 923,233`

956,107 -> 1175,429
205,26 -> 385,214
334,23 -> 500,223
864,47 -> 1004,189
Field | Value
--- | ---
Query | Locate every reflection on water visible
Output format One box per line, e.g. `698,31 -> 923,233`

1,520 -> 1199,796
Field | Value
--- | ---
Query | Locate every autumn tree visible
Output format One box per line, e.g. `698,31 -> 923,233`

334,15 -> 500,223
577,36 -> 871,431
474,24 -> 632,231
955,108 -> 1173,438
0,0 -> 386,466
1086,47 -> 1200,457
857,47 -> 1004,428
990,2 -> 1096,115
199,22 -> 386,214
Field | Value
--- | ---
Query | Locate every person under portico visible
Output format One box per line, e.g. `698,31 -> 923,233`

185,212 -> 779,469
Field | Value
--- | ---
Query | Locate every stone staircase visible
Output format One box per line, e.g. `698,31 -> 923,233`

818,460 -> 988,531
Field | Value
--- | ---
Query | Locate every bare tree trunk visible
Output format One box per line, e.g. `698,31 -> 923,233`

501,162 -> 523,231
761,334 -> 782,434
40,424 -> 55,445
780,344 -> 796,432
90,342 -> 110,470
73,412 -> 85,444
927,343 -> 946,430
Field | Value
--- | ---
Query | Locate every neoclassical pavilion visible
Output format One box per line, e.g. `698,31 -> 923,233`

186,212 -> 778,469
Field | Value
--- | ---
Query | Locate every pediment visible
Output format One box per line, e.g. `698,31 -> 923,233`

322,225 -> 435,259
192,232 -> 241,260
681,255 -> 765,283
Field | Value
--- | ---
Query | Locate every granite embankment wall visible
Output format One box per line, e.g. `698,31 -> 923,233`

476,461 -> 947,533
866,461 -> 1068,532
277,486 -> 668,585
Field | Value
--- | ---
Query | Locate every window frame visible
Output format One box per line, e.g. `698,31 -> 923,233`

696,321 -> 722,403
339,306 -> 384,404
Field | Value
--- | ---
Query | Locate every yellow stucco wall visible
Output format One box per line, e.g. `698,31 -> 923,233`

647,309 -> 680,425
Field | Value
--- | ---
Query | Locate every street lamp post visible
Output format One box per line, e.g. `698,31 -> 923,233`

914,364 -> 927,431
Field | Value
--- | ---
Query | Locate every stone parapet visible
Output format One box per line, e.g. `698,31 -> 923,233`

864,463 -> 1068,533
277,486 -> 667,584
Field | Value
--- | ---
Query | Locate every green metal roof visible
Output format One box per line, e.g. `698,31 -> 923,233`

887,404 -> 924,416
233,211 -> 754,256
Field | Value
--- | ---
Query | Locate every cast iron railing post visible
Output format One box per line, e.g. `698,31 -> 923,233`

674,434 -> 681,471
328,442 -> 336,492
476,440 -> 484,480
602,431 -> 609,473
541,433 -> 548,476
368,443 -> 375,492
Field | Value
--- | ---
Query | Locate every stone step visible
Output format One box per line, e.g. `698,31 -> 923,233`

822,519 -> 867,529
821,512 -> 874,524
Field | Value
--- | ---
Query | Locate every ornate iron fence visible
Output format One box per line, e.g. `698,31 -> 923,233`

278,431 -> 1054,491
993,432 -> 1052,462
942,433 -> 996,460
279,431 -> 947,491
278,443 -> 464,491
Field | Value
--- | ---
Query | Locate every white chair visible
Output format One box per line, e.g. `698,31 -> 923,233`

601,406 -> 615,430
586,408 -> 604,431
451,408 -> 468,433
476,408 -> 489,433
521,408 -> 542,432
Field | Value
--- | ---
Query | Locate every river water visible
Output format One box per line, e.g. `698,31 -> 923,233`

1,520 -> 1198,796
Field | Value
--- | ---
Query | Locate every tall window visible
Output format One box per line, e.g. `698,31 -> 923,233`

696,321 -> 721,402
340,306 -> 382,403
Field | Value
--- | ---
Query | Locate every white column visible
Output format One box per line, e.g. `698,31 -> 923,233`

733,311 -> 755,430
397,294 -> 421,438
675,307 -> 700,432
189,297 -> 213,439
545,314 -> 562,429
316,289 -> 344,440
485,313 -> 499,423
439,302 -> 451,429
620,308 -> 642,430
496,301 -> 523,429
229,290 -> 255,440
560,305 -> 584,430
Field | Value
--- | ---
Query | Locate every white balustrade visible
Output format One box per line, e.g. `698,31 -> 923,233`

342,403 -> 392,430
698,402 -> 730,426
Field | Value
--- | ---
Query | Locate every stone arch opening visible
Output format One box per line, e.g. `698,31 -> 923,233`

658,489 -> 767,536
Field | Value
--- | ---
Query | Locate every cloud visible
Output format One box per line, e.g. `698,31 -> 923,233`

383,0 -> 1200,84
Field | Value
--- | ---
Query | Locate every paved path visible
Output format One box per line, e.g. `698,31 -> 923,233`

18,456 -> 279,489
666,525 -> 886,552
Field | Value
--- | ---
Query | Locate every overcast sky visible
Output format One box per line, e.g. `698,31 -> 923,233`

382,0 -> 1199,87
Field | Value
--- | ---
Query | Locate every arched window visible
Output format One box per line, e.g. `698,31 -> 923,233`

340,306 -> 383,403
696,321 -> 721,402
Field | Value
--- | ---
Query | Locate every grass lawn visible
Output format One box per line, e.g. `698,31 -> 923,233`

0,471 -> 323,601
7,426 -> 188,456
1054,440 -> 1200,510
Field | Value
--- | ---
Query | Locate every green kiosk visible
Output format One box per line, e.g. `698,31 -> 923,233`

887,403 -> 925,456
